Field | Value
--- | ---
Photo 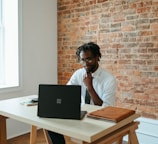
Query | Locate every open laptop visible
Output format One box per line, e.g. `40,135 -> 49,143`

37,84 -> 87,120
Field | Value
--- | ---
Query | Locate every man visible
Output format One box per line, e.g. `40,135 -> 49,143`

47,42 -> 117,143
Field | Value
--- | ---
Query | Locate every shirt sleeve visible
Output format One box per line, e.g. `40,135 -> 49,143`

101,76 -> 117,107
67,70 -> 79,85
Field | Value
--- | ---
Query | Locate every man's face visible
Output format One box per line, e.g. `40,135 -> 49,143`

79,50 -> 99,73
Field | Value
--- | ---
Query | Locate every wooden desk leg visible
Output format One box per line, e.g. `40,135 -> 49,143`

0,115 -> 7,144
117,138 -> 123,144
43,129 -> 53,144
88,122 -> 139,144
128,127 -> 139,144
30,125 -> 37,144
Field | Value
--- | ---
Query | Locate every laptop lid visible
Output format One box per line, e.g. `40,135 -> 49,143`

37,84 -> 86,120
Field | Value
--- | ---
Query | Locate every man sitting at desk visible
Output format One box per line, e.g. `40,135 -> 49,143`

47,42 -> 117,144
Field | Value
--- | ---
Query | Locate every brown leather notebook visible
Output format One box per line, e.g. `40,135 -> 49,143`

87,106 -> 135,122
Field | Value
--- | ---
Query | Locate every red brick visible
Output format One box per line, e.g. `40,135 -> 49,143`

58,0 -> 158,120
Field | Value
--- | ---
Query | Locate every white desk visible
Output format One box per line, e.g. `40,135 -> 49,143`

0,95 -> 140,144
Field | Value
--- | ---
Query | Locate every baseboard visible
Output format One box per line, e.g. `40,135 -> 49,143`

123,117 -> 158,144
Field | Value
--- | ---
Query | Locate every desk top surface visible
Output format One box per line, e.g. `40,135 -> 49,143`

0,95 -> 140,143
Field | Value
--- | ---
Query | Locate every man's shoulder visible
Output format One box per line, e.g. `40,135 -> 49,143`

99,67 -> 116,80
74,67 -> 85,73
72,68 -> 86,77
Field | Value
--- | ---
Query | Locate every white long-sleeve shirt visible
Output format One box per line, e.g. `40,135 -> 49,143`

67,66 -> 117,107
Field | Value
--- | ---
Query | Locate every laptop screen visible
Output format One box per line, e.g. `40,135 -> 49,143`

37,84 -> 83,119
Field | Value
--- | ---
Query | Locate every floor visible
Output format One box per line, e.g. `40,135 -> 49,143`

7,129 -> 75,144
7,129 -> 128,144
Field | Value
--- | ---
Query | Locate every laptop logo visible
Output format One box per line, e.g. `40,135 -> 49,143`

56,98 -> 62,104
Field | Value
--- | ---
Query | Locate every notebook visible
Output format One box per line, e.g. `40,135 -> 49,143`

20,97 -> 38,106
37,84 -> 87,120
87,106 -> 135,122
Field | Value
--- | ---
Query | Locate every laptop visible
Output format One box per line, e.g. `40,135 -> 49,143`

37,84 -> 87,120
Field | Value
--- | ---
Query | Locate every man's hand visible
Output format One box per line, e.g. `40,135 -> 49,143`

83,72 -> 93,90
83,72 -> 103,106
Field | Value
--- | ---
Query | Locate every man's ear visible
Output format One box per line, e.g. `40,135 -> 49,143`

96,56 -> 100,61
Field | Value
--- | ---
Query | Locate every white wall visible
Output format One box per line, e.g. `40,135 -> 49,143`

123,117 -> 158,144
136,117 -> 158,144
0,0 -> 57,139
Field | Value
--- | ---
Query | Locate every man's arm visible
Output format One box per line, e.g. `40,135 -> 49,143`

84,72 -> 117,107
83,72 -> 103,106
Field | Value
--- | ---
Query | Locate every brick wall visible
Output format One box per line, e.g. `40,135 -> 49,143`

57,0 -> 158,119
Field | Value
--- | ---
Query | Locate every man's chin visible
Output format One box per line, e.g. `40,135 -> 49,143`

84,67 -> 91,73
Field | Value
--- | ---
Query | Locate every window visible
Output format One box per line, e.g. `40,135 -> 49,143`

0,0 -> 21,90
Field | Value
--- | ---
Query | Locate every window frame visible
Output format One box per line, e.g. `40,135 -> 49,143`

0,0 -> 22,93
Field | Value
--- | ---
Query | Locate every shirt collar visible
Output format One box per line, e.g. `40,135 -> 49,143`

91,66 -> 101,78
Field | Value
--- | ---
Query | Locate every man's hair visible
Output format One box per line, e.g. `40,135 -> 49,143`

76,42 -> 102,60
